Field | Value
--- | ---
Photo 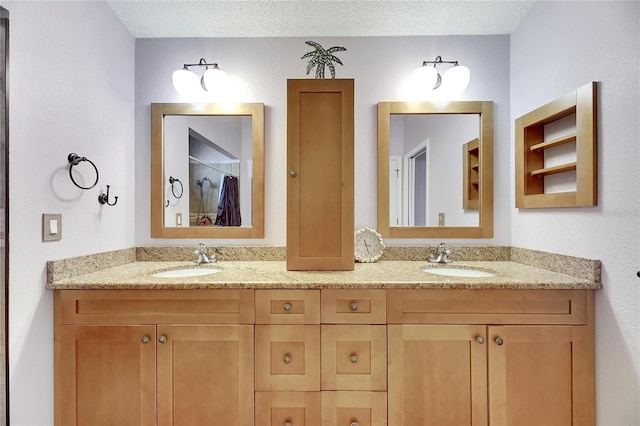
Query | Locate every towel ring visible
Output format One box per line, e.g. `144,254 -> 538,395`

68,153 -> 99,190
169,176 -> 184,199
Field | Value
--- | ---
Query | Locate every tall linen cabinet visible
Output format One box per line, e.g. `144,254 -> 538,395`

286,79 -> 354,271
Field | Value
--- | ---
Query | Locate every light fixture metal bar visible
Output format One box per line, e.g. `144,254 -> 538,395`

182,58 -> 219,69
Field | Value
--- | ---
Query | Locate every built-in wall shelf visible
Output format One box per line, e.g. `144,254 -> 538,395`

463,138 -> 480,210
530,134 -> 577,152
515,82 -> 597,208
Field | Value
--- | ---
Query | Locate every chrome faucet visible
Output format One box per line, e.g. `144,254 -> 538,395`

429,242 -> 452,264
194,243 -> 215,264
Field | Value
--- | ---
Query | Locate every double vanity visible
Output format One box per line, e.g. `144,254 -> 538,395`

49,246 -> 599,426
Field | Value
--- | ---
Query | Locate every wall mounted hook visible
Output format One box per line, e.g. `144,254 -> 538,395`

98,185 -> 118,206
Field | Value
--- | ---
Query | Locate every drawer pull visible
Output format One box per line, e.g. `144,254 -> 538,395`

350,302 -> 358,311
283,355 -> 292,364
350,355 -> 359,363
159,335 -> 167,344
495,337 -> 504,346
141,335 -> 150,344
476,336 -> 485,344
351,422 -> 359,426
283,303 -> 292,312
284,421 -> 292,426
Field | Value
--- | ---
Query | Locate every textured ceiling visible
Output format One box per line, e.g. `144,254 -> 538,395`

107,1 -> 535,38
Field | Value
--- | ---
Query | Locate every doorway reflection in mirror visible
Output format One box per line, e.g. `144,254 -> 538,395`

389,114 -> 480,228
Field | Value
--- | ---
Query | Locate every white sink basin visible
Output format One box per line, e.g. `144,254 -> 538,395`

150,268 -> 222,278
423,267 -> 496,278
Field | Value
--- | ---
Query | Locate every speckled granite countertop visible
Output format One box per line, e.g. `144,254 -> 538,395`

46,258 -> 601,291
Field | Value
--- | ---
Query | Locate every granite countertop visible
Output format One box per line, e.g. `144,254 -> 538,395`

46,259 -> 601,290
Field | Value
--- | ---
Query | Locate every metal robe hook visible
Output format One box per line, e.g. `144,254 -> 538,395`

98,185 -> 118,206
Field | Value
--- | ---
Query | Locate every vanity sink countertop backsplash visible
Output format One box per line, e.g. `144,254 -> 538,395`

46,246 -> 601,291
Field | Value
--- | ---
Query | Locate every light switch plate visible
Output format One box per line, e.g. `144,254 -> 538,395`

438,213 -> 445,227
42,214 -> 62,242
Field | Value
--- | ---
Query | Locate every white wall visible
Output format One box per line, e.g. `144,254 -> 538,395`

510,2 -> 640,424
7,2 -> 637,424
134,35 -> 512,247
2,1 -> 135,424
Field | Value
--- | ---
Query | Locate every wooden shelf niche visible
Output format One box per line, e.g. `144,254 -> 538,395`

463,138 -> 480,210
515,82 -> 597,208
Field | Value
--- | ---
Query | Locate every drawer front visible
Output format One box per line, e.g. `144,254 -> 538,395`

255,392 -> 321,426
321,289 -> 386,324
387,289 -> 588,325
255,325 -> 320,391
56,289 -> 255,325
321,325 -> 386,391
256,290 -> 320,324
321,392 -> 387,426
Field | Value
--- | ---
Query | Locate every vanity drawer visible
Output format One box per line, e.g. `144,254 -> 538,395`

321,325 -> 386,391
56,289 -> 255,325
255,391 -> 321,426
322,391 -> 387,426
255,289 -> 320,324
387,289 -> 588,325
321,289 -> 386,324
255,325 -> 320,391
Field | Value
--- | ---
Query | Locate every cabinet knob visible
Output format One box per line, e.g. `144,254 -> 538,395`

283,355 -> 292,364
476,336 -> 485,344
284,422 -> 292,426
350,302 -> 358,311
350,355 -> 359,364
351,422 -> 360,426
283,303 -> 292,312
141,335 -> 150,344
159,335 -> 167,344
289,170 -> 297,177
495,337 -> 504,345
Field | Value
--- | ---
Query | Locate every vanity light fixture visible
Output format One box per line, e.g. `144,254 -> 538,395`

412,56 -> 470,94
172,58 -> 229,97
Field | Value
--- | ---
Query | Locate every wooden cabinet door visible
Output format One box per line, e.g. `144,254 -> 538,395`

256,325 -> 321,391
157,325 -> 254,426
488,326 -> 594,426
58,325 -> 156,426
321,325 -> 386,391
388,324 -> 488,426
322,391 -> 387,426
287,78 -> 354,271
255,289 -> 321,324
255,391 -> 322,426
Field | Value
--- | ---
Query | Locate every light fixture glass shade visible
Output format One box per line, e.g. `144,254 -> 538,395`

172,68 -> 200,96
412,64 -> 439,91
202,66 -> 229,92
440,64 -> 470,94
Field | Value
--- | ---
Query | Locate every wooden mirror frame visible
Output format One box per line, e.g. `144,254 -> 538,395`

377,101 -> 494,238
151,103 -> 264,238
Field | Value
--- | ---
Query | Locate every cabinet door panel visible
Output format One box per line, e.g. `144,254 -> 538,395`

256,289 -> 320,324
322,391 -> 387,426
157,325 -> 254,426
255,391 -> 322,426
59,325 -> 156,426
388,324 -> 488,426
256,325 -> 321,391
322,325 -> 386,390
321,289 -> 386,324
287,78 -> 354,271
488,326 -> 594,426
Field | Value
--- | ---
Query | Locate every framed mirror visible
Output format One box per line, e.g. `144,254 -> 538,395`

151,103 -> 264,238
377,101 -> 493,238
